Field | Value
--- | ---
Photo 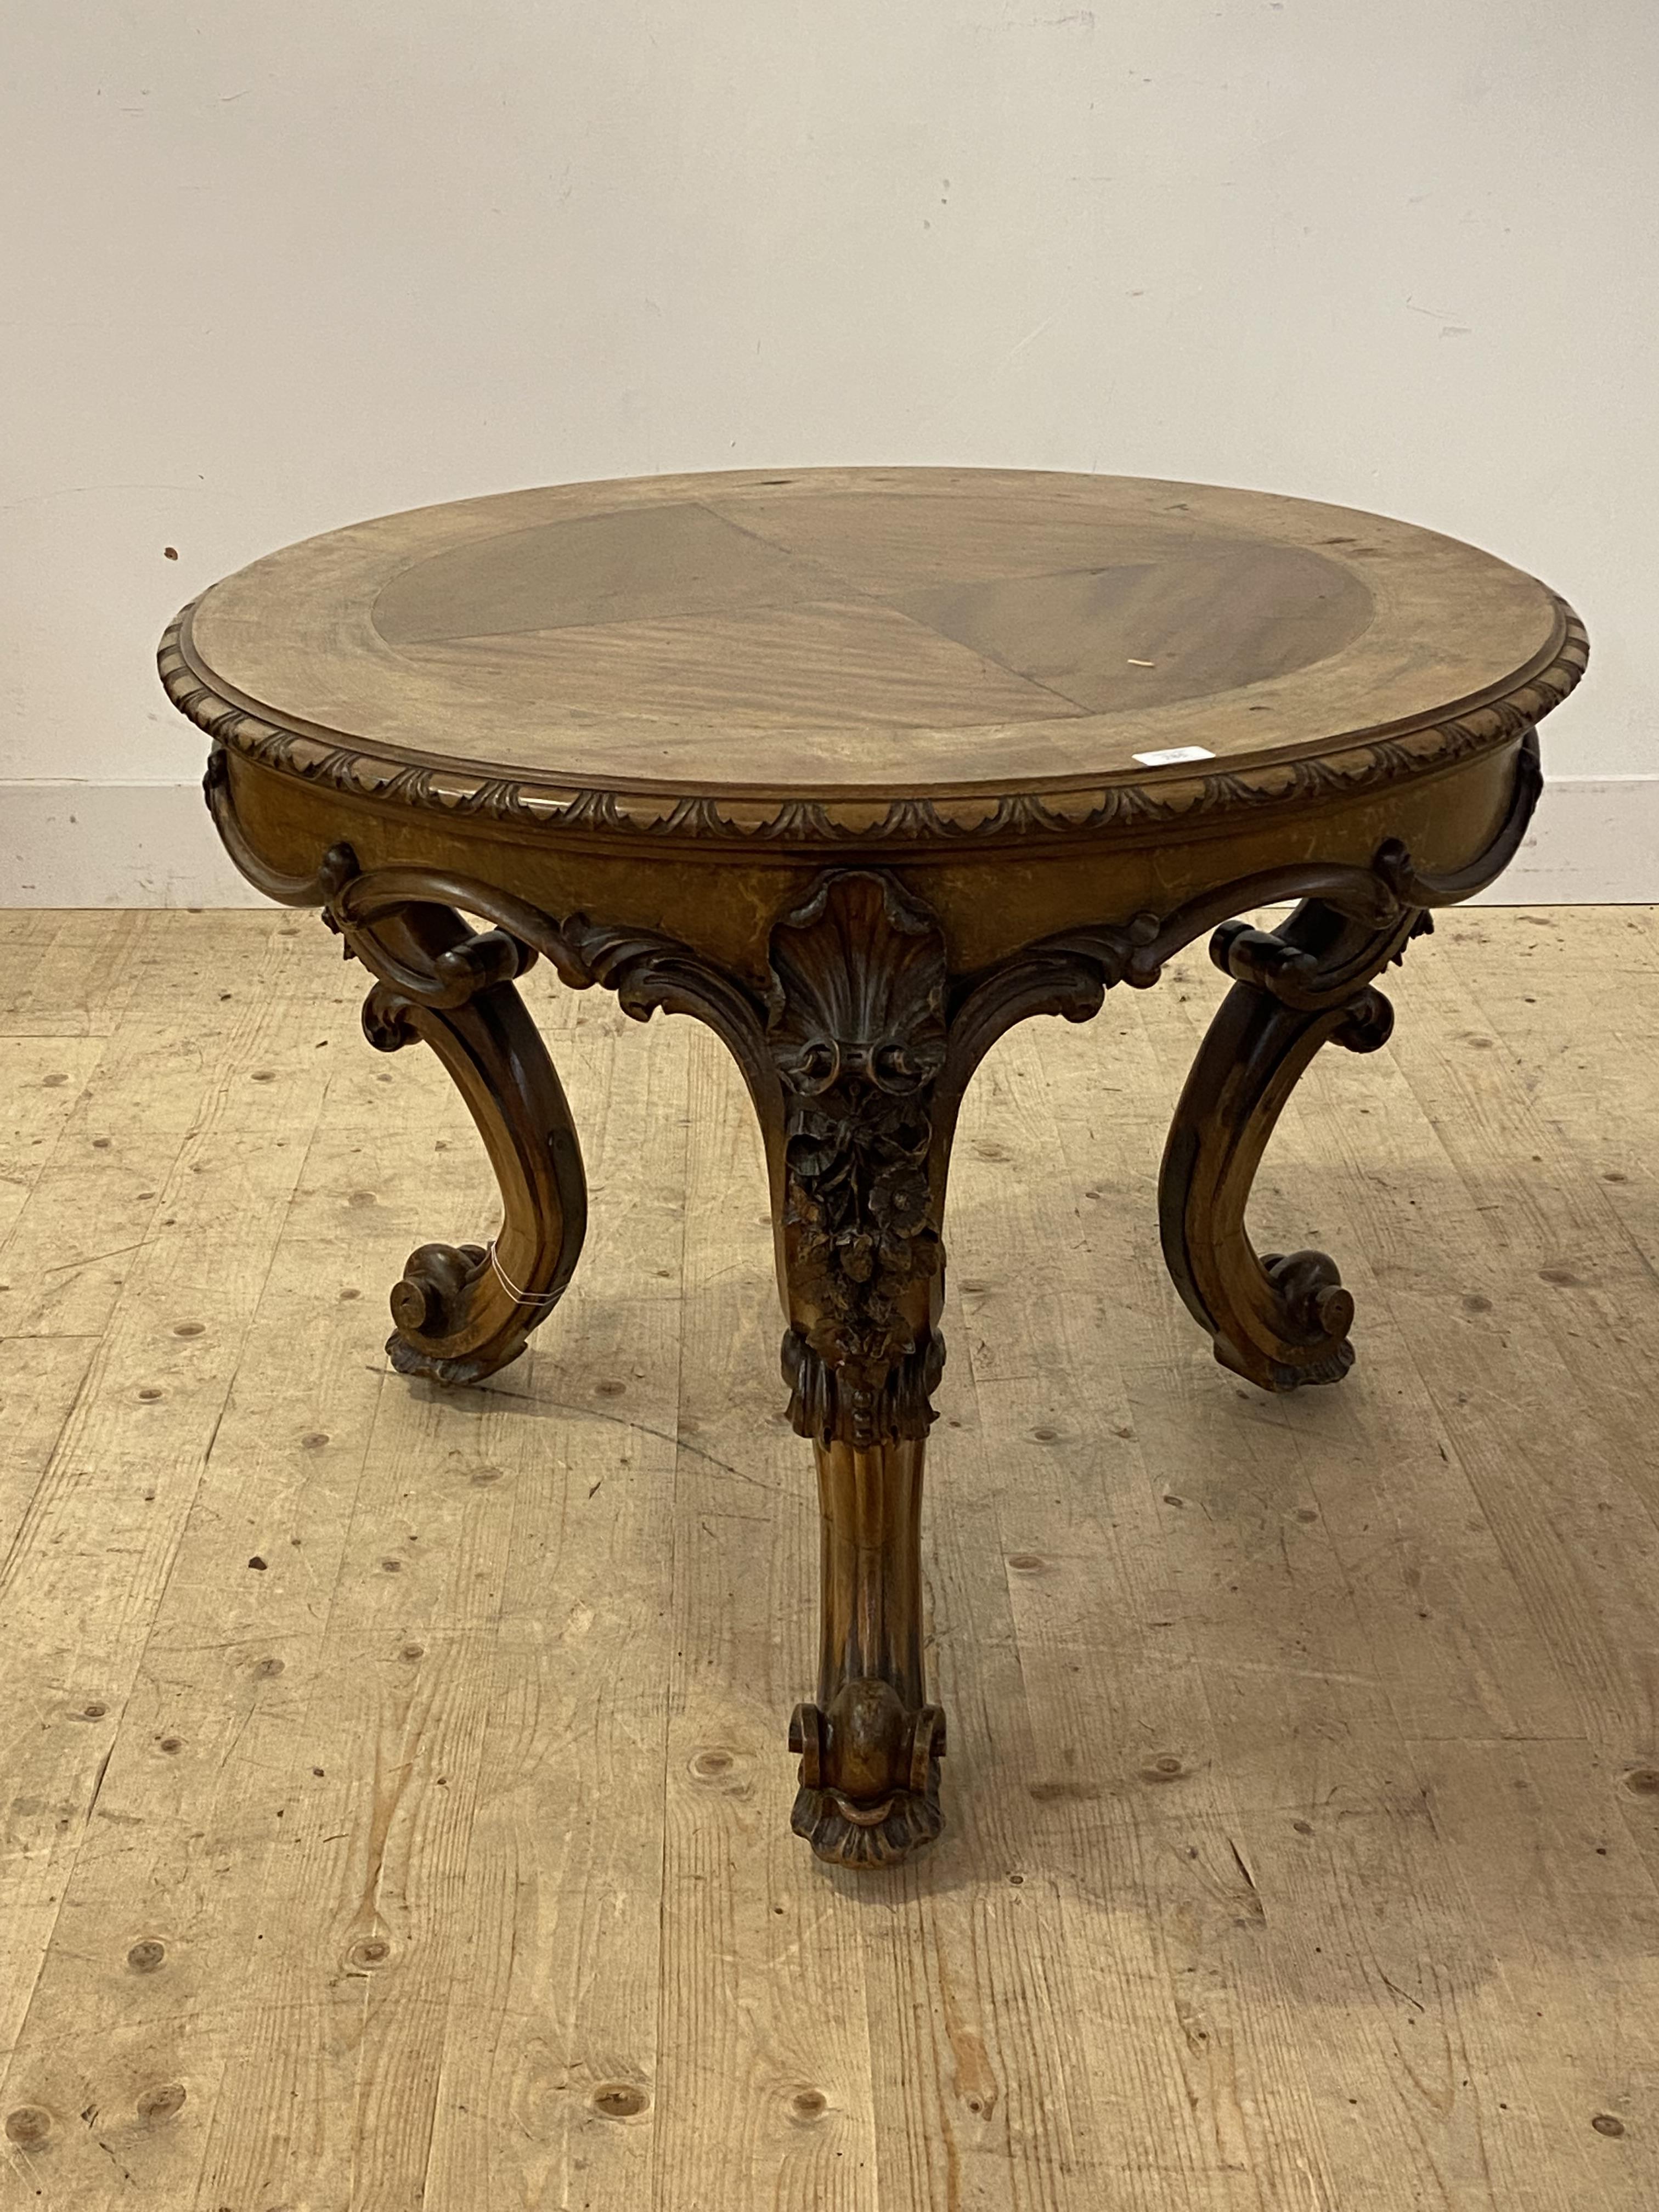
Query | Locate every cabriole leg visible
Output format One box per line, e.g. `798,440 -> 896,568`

1159,896 -> 1425,1391
331,880 -> 588,1386
765,872 -> 953,1867
787,1431 -> 947,1867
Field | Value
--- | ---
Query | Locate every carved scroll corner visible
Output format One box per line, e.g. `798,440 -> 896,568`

1371,727 -> 1543,909
200,741 -> 228,808
361,979 -> 419,1053
1209,917 -> 1322,995
1330,983 -> 1396,1054
318,840 -> 362,904
382,1240 -> 522,1387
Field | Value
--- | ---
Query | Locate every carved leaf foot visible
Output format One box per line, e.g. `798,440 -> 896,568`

789,1685 -> 946,1868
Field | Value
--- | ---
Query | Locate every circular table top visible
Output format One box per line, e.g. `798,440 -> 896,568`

166,467 -> 1584,847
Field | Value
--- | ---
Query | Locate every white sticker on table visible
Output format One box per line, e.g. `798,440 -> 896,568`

1132,746 -> 1215,768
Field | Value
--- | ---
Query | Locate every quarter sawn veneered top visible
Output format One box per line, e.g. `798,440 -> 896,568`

166,467 -> 1581,842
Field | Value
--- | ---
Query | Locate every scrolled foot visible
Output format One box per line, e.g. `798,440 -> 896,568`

385,1241 -> 518,1385
1226,1249 -> 1356,1390
789,1685 -> 946,1869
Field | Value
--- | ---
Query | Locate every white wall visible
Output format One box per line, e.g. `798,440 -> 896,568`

4,1 -> 1655,902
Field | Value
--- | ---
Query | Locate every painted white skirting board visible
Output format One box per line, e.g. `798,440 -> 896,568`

0,775 -> 1655,908
1468,775 -> 1659,906
0,782 -> 266,907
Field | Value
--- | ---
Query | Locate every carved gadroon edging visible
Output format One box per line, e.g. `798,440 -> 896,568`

163,599 -> 1587,851
199,723 -> 1545,1865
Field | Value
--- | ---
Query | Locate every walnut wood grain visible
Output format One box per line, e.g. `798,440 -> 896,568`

1159,904 -> 1416,1391
329,856 -> 588,1384
1159,732 -> 1544,1392
160,469 -> 1585,853
165,470 -> 1589,1871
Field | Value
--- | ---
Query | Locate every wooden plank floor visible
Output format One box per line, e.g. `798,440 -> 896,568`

1,904 -> 1656,2210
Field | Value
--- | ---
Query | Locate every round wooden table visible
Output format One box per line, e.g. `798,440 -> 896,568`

160,467 -> 1587,1868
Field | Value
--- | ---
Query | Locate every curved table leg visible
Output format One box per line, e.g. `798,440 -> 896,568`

343,896 -> 588,1386
1159,897 -> 1423,1391
786,1429 -> 948,1869
193,740 -> 1550,1866
195,787 -> 589,1386
761,872 -> 955,1867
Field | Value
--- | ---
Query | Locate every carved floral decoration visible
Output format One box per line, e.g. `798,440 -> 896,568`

765,873 -> 950,1448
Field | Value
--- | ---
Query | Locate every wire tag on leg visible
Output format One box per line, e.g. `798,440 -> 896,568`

486,1239 -> 566,1307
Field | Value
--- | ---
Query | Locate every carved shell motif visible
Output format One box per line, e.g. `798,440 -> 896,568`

765,871 -> 947,1096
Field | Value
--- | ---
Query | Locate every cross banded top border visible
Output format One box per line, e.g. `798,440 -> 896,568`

159,596 -> 1587,854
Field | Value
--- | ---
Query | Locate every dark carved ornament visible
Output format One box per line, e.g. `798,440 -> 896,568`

768,874 -> 950,1452
200,715 -> 1549,1866
204,723 -> 1546,1425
